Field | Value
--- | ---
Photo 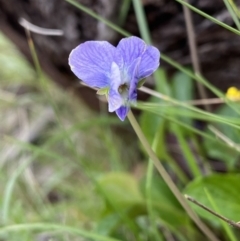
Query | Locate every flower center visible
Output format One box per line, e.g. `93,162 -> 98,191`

118,84 -> 129,94
118,84 -> 129,102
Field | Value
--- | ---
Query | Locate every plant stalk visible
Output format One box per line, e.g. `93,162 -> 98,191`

127,110 -> 220,241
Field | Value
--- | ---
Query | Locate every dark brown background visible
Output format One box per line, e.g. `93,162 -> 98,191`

1,0 -> 240,108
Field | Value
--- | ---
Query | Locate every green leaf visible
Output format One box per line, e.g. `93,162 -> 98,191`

184,173 -> 240,223
172,72 -> 193,101
96,173 -> 144,236
95,213 -> 121,236
154,68 -> 172,96
140,176 -> 190,227
203,137 -> 239,168
137,78 -> 146,88
139,110 -> 164,156
171,71 -> 193,129
139,69 -> 169,158
97,172 -> 143,210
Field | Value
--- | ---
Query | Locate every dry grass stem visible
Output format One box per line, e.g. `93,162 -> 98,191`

183,1 -> 211,112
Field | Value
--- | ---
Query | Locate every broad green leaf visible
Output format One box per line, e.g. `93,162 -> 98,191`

172,72 -> 193,102
184,173 -> 240,223
154,69 -> 172,96
96,173 -> 144,237
139,104 -> 163,144
97,172 -> 143,210
140,176 -> 190,227
95,213 -> 121,236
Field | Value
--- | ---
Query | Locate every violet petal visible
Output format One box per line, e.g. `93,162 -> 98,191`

69,41 -> 116,88
116,106 -> 129,121
138,46 -> 160,79
117,36 -> 146,68
108,62 -> 123,112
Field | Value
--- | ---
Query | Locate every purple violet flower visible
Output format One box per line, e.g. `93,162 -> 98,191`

69,36 -> 160,121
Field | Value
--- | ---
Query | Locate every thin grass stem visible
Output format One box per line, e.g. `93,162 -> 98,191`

140,86 -> 224,106
136,96 -> 240,128
175,0 -> 240,35
118,0 -> 131,26
182,1 -> 210,112
185,195 -> 240,230
223,0 -> 240,31
2,157 -> 33,224
208,125 -> 240,152
132,0 -> 151,44
0,223 -> 121,241
65,0 -> 131,37
172,124 -> 202,177
204,188 -> 238,241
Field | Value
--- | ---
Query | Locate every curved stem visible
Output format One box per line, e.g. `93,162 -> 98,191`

127,110 -> 220,241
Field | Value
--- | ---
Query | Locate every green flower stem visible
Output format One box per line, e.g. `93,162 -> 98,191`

127,110 -> 220,241
146,135 -> 164,241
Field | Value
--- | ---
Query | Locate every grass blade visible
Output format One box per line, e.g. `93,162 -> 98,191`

175,0 -> 240,35
0,223 -> 121,241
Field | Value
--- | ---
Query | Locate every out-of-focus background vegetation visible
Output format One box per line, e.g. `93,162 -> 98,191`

0,31 -> 141,239
1,0 -> 240,241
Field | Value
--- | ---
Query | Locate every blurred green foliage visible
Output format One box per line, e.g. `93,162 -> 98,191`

1,0 -> 240,240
